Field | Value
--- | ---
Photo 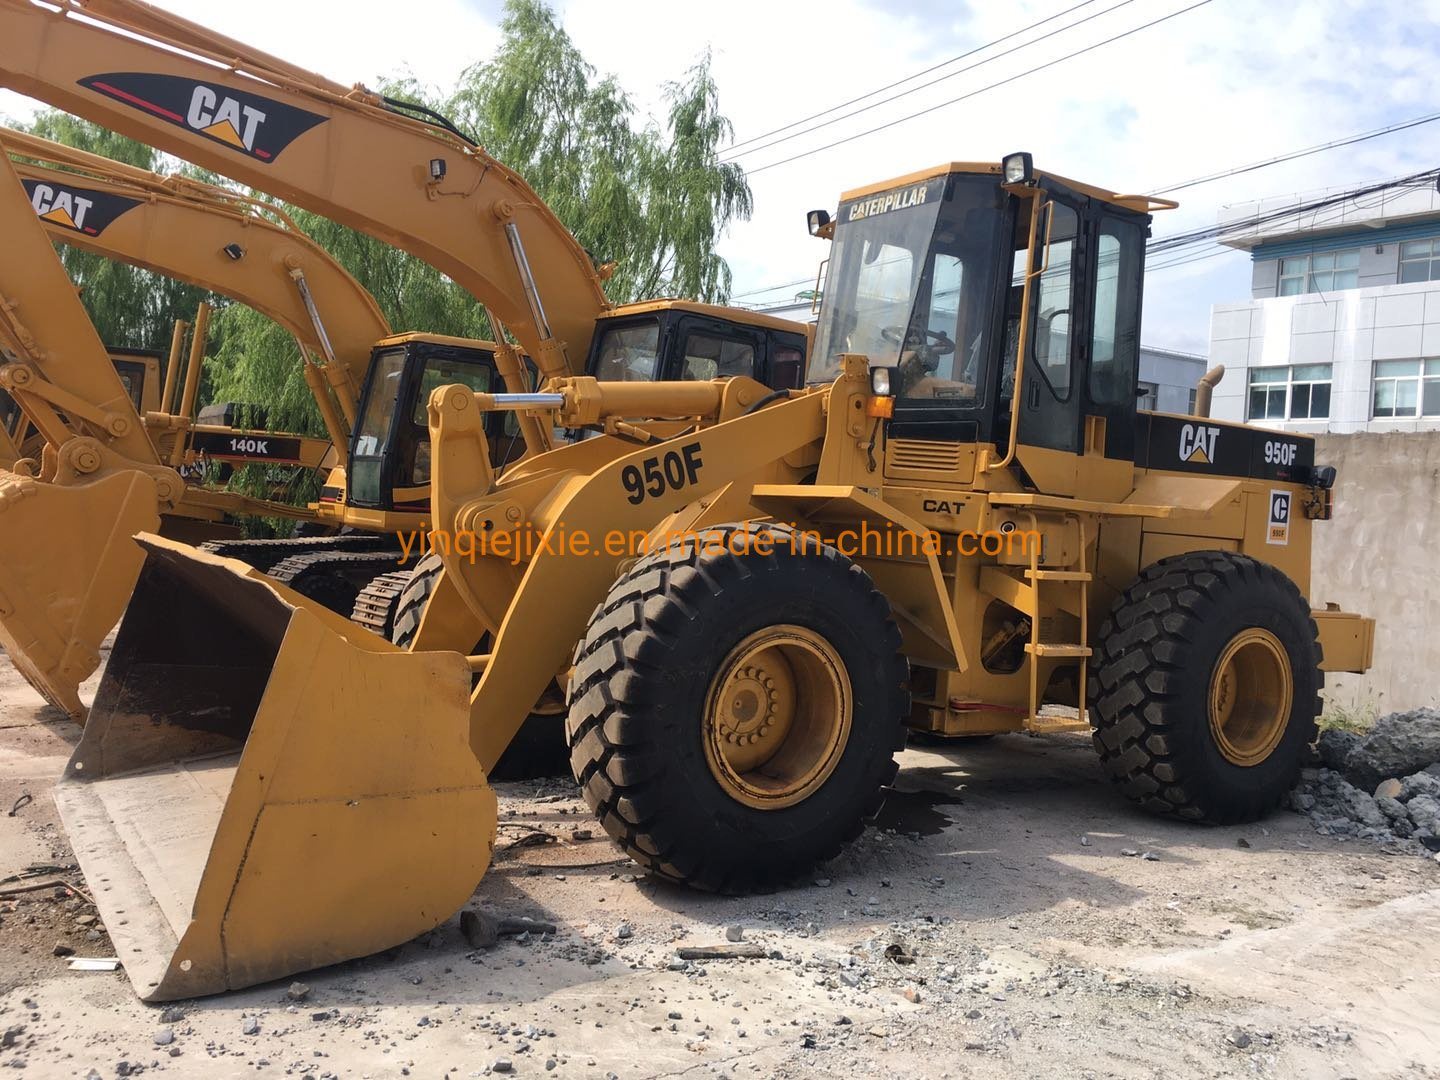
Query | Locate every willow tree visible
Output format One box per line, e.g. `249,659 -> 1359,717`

451,0 -> 752,304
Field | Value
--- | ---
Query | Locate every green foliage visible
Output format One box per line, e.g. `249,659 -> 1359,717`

1319,695 -> 1381,734
452,0 -> 751,304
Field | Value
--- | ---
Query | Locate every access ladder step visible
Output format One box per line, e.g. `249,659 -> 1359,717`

1024,569 -> 1093,582
1024,643 -> 1092,658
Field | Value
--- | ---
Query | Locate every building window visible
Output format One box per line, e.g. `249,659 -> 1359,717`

1372,359 -> 1440,418
1277,250 -> 1360,296
1187,388 -> 1198,414
1249,364 -> 1332,421
1399,239 -> 1440,284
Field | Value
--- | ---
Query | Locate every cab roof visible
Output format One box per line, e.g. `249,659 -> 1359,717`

606,299 -> 808,336
840,162 -> 1178,216
374,331 -> 498,352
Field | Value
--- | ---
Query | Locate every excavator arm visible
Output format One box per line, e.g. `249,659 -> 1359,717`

6,127 -> 392,442
0,0 -> 611,417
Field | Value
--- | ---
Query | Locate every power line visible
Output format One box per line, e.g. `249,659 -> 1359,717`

1146,169 -> 1440,255
722,0 -> 1101,156
728,275 -> 816,301
1149,110 -> 1440,195
744,0 -> 1217,176
721,0 -> 1135,163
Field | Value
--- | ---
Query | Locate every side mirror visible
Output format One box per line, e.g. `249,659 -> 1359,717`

806,209 -> 832,237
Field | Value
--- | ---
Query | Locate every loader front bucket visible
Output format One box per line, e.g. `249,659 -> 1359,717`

53,536 -> 494,1001
0,467 -> 159,718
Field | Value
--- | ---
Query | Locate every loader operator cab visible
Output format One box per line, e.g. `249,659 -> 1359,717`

588,301 -> 808,391
346,334 -> 524,513
809,156 -> 1158,468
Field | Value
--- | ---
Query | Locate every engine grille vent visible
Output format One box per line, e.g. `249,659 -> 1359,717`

888,439 -> 964,472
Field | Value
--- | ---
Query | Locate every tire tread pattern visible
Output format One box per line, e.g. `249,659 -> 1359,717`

1088,551 -> 1323,824
566,523 -> 909,893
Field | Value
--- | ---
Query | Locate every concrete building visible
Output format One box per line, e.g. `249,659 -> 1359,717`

1207,179 -> 1440,433
1137,345 -> 1206,415
752,300 -> 1207,409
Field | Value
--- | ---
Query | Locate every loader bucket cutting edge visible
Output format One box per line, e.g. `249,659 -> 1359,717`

0,467 -> 160,719
53,536 -> 494,1000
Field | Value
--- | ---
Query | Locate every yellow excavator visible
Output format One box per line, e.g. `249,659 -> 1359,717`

0,0 -> 808,691
0,143 -> 350,716
48,149 -> 1375,1001
7,123 -> 807,616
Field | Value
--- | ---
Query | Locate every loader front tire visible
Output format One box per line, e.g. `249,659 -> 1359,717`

567,523 -> 909,893
1088,551 -> 1322,824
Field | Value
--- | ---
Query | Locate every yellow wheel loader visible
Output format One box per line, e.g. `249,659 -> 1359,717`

0,0 -> 809,665
54,154 -> 1374,1000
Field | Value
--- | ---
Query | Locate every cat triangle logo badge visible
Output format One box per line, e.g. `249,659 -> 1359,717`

201,118 -> 246,149
38,206 -> 77,229
1177,423 -> 1219,466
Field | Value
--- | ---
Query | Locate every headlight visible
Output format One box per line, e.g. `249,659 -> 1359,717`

870,366 -> 893,396
1002,151 -> 1034,185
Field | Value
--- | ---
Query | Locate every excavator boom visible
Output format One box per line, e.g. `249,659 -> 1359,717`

0,0 -> 610,391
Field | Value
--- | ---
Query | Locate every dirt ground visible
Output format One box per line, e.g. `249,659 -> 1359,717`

2,654 -> 1438,1080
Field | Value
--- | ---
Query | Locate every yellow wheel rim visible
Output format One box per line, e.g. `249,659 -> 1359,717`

1208,627 -> 1293,767
702,625 -> 851,810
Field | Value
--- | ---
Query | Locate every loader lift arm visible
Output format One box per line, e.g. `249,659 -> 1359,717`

0,0 -> 611,427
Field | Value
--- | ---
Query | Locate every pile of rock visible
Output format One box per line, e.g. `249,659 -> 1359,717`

1288,708 -> 1440,853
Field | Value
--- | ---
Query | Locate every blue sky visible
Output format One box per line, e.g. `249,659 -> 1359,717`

4,0 -> 1435,354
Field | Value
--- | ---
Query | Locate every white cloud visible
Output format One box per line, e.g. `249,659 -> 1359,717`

4,0 -> 1437,354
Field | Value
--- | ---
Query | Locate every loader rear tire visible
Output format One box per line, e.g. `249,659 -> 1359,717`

391,553 -> 568,780
1088,551 -> 1322,824
567,523 -> 909,893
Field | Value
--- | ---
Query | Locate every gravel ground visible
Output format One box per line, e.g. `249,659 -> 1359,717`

2,650 -> 1438,1079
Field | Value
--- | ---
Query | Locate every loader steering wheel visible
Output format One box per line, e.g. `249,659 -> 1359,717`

880,324 -> 957,357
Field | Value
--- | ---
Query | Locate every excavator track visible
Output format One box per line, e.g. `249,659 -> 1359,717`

199,534 -> 395,574
267,549 -> 410,618
350,570 -> 414,639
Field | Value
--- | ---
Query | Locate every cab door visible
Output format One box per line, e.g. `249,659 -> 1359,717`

1015,195 -> 1086,455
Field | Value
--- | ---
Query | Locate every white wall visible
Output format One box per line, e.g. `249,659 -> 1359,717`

1208,279 -> 1440,433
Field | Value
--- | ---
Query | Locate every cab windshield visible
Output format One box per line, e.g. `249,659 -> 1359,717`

809,174 -> 1006,408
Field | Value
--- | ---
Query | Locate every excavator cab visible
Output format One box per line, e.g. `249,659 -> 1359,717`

589,301 -> 808,390
343,334 -> 527,515
108,348 -> 162,414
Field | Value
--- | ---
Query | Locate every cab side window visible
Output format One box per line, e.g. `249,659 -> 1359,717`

682,333 -> 755,380
1088,216 -> 1144,408
770,343 -> 804,389
595,322 -> 661,382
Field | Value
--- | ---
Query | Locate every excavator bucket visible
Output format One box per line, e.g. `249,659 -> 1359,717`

0,467 -> 158,718
53,536 -> 494,1001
